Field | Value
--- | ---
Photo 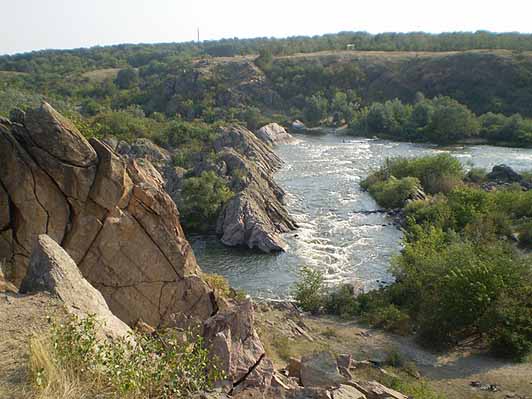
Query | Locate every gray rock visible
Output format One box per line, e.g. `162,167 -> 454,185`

214,126 -> 297,252
331,385 -> 366,399
300,352 -> 346,388
291,120 -> 306,132
487,164 -> 522,183
20,234 -> 131,340
255,123 -> 295,146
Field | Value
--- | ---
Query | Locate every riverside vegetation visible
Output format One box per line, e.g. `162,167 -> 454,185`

294,154 -> 532,361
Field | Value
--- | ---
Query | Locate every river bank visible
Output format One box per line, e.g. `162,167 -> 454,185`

193,134 -> 532,298
254,300 -> 532,399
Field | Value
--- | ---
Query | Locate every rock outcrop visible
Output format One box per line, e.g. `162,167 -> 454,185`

20,234 -> 131,340
0,103 -> 215,329
203,300 -> 274,393
486,164 -> 523,183
300,351 -> 346,388
114,124 -> 297,253
0,103 -> 275,392
215,126 -> 297,252
255,123 -> 295,146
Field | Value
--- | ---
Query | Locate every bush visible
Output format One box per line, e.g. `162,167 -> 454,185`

180,171 -> 234,232
465,167 -> 488,183
368,176 -> 421,209
517,221 -> 532,247
293,267 -> 326,314
32,315 -> 224,398
483,285 -> 532,361
362,154 -> 464,196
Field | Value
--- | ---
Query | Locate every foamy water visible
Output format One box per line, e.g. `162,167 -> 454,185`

191,135 -> 532,299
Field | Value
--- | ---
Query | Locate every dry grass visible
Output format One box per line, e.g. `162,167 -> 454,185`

81,68 -> 121,82
27,336 -> 108,399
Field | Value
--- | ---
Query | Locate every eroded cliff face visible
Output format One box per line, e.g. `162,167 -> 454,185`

0,103 -> 215,328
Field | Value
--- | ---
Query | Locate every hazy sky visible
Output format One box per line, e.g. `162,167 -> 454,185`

1,0 -> 531,55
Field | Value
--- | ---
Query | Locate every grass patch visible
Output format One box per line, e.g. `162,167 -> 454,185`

29,315 -> 224,399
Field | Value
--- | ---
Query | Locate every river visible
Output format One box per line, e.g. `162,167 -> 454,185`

191,134 -> 532,299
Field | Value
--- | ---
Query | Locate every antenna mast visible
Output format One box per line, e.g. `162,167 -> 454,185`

197,28 -> 200,44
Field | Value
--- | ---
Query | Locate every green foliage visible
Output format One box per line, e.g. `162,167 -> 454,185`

483,285 -> 532,360
362,154 -> 464,196
517,222 -> 532,247
49,315 -> 223,398
180,171 -> 234,233
465,167 -> 488,183
293,267 -> 326,314
351,95 -> 531,147
368,176 -> 420,209
115,67 -> 139,89
356,156 -> 532,359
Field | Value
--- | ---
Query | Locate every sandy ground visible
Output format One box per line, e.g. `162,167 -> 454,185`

255,302 -> 532,399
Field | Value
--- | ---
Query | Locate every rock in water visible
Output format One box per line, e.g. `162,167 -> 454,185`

20,234 -> 131,340
255,123 -> 295,146
215,126 -> 297,252
487,164 -> 522,183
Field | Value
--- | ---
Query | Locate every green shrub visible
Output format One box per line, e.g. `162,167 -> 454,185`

325,284 -> 359,318
465,167 -> 488,183
517,221 -> 532,247
482,285 -> 532,361
293,267 -> 326,314
364,304 -> 411,335
180,171 -> 234,232
385,154 -> 465,194
368,176 -> 421,209
362,154 -> 464,196
45,315 -> 223,398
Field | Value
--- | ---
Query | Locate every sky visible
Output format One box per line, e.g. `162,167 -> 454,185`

1,0 -> 531,55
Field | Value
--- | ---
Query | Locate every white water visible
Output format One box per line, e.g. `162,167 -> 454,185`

192,135 -> 532,298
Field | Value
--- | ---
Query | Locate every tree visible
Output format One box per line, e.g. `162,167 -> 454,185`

180,171 -> 234,232
303,93 -> 328,125
425,96 -> 480,143
115,67 -> 139,89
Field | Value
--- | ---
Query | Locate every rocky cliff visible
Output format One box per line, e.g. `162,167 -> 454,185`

0,103 -> 273,391
115,124 -> 297,253
214,125 -> 297,252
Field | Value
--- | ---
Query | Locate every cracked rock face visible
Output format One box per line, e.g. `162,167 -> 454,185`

0,103 -> 215,328
0,103 -> 275,391
203,299 -> 274,391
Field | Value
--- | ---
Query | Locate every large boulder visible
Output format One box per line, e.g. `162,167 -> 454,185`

203,300 -> 274,391
255,123 -> 295,146
0,104 -> 276,392
487,164 -> 522,183
0,103 -> 216,328
300,352 -> 346,388
352,381 -> 407,399
20,234 -> 131,340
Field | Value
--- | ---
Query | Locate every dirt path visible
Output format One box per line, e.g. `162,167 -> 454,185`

255,303 -> 532,399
